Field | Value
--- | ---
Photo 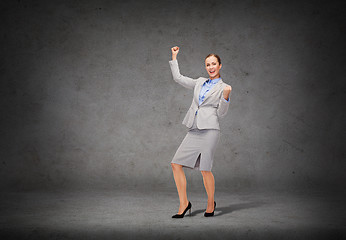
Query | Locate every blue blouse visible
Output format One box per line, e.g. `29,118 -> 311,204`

199,78 -> 229,105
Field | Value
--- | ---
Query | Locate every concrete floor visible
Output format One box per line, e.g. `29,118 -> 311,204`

1,189 -> 345,240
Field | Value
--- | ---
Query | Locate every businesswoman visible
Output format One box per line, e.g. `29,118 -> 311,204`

169,46 -> 232,218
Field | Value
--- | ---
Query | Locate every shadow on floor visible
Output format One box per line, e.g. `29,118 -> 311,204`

191,201 -> 265,217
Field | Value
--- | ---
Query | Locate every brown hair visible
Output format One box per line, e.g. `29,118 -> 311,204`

205,53 -> 221,65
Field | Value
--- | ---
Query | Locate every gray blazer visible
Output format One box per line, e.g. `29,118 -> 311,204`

169,59 -> 230,130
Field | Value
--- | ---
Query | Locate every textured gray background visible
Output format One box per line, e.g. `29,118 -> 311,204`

1,0 -> 345,193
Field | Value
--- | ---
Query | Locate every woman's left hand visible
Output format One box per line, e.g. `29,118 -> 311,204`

223,85 -> 232,100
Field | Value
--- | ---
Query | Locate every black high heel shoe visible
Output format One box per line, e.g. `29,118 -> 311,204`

204,201 -> 216,217
172,202 -> 192,218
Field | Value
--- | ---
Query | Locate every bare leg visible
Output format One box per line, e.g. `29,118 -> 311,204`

171,163 -> 189,214
201,171 -> 215,213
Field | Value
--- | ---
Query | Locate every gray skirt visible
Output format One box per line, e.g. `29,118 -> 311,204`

171,116 -> 220,171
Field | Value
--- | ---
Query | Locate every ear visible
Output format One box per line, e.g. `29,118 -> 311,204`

219,64 -> 222,69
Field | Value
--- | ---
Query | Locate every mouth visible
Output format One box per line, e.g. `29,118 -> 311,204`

209,70 -> 215,74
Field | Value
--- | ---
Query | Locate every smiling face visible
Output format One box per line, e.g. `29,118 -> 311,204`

205,55 -> 222,80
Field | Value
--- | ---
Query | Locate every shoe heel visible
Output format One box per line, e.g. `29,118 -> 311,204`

172,201 -> 192,219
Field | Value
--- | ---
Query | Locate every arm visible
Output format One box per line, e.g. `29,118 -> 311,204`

169,46 -> 197,89
217,85 -> 232,118
169,60 -> 198,89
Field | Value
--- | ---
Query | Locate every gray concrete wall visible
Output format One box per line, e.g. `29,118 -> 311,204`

1,0 -> 345,192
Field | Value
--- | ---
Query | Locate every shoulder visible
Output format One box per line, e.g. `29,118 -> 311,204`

197,77 -> 208,84
220,80 -> 231,89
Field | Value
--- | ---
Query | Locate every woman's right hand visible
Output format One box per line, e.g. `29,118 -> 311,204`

171,46 -> 179,60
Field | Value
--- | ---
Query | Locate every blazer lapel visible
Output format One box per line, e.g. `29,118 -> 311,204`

194,79 -> 207,104
200,80 -> 223,105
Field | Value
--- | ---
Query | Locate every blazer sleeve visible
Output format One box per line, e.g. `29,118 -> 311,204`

169,59 -> 198,89
217,85 -> 231,118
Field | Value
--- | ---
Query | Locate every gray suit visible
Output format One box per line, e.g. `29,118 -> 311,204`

169,59 -> 230,130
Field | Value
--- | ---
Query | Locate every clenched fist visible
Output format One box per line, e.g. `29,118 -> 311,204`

171,46 -> 179,60
223,85 -> 232,101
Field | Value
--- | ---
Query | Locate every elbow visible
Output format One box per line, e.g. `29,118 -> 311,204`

217,111 -> 227,119
217,106 -> 229,118
172,74 -> 182,83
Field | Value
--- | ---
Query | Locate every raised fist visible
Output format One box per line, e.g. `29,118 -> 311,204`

223,85 -> 232,100
171,46 -> 179,55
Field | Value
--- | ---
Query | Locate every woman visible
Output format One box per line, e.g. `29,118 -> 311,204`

169,46 -> 232,218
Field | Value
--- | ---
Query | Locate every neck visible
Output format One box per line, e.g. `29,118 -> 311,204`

210,75 -> 220,80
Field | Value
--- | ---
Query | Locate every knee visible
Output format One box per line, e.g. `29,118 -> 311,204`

171,163 -> 181,171
201,170 -> 211,177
